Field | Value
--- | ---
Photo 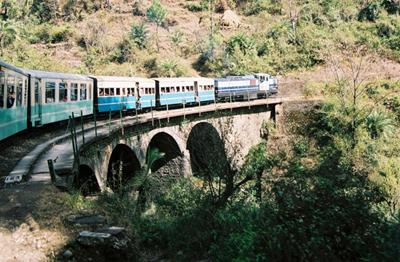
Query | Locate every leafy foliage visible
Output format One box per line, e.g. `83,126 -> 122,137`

130,22 -> 148,49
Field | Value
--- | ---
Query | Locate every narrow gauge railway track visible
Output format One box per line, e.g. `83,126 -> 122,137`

0,110 -> 144,181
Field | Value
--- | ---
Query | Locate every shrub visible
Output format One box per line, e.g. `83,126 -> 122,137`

130,22 -> 148,49
112,38 -> 135,64
157,59 -> 186,77
185,1 -> 208,12
30,0 -> 57,23
49,25 -> 73,43
382,0 -> 400,14
358,2 -> 381,22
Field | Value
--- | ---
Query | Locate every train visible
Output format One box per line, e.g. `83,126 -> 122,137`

0,60 -> 278,141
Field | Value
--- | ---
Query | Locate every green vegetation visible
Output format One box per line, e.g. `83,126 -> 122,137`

146,0 -> 167,52
0,0 -> 399,76
63,51 -> 400,259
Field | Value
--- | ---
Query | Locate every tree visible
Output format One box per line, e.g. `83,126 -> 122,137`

282,0 -> 302,41
0,20 -> 17,55
146,0 -> 166,52
131,22 -> 148,49
325,46 -> 374,148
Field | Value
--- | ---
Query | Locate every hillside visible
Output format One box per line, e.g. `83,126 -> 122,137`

1,0 -> 400,80
3,1 -> 400,261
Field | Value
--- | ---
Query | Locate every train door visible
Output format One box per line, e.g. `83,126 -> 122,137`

194,81 -> 199,102
0,71 -> 5,109
33,79 -> 42,125
135,82 -> 140,109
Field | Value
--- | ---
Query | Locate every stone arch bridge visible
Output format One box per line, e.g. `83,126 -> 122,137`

74,103 -> 283,192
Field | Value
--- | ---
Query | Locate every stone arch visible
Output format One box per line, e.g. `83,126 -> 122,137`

75,165 -> 101,196
187,122 -> 230,177
147,132 -> 182,172
107,144 -> 141,191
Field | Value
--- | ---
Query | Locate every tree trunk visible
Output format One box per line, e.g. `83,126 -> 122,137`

156,24 -> 159,52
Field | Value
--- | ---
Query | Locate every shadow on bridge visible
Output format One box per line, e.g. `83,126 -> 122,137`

148,132 -> 182,172
107,144 -> 141,192
187,122 -> 230,178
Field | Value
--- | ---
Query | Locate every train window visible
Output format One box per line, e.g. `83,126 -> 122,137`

16,78 -> 23,107
170,86 -> 175,92
6,76 -> 16,108
122,88 -> 126,96
110,88 -> 114,96
71,83 -> 78,101
0,72 -> 4,108
104,88 -> 110,96
80,83 -> 87,100
59,82 -> 68,102
116,88 -> 120,96
166,87 -> 170,93
99,88 -> 105,96
177,86 -> 180,92
161,87 -> 165,93
45,82 -> 56,104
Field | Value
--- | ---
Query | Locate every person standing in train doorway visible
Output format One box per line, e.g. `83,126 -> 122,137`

7,91 -> 15,108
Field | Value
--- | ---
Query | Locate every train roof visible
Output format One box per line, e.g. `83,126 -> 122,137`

153,77 -> 214,83
0,60 -> 91,81
22,69 -> 91,81
0,60 -> 27,76
94,75 -> 155,83
215,75 -> 256,81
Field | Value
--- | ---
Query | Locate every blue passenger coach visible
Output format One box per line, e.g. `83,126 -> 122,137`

196,77 -> 215,103
0,61 -> 29,141
24,70 -> 93,125
154,77 -> 214,107
96,76 -> 137,113
136,78 -> 156,109
95,76 -> 156,112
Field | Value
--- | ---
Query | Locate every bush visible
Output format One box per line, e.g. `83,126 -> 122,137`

30,0 -> 57,23
27,24 -> 72,44
157,59 -> 186,77
130,22 -> 148,49
185,1 -> 208,12
49,25 -> 73,43
112,38 -> 135,64
382,0 -> 400,14
358,2 -> 381,22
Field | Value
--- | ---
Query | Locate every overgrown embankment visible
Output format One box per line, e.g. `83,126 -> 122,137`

2,0 -> 400,78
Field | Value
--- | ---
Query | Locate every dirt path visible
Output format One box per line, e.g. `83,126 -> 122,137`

0,184 -> 72,261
